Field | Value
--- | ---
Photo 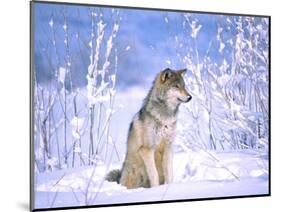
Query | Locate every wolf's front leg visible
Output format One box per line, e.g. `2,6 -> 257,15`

139,147 -> 159,187
163,144 -> 173,184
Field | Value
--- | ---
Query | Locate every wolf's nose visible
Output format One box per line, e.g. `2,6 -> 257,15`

187,95 -> 192,102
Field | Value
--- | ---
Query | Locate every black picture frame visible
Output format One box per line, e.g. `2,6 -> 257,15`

30,1 -> 271,211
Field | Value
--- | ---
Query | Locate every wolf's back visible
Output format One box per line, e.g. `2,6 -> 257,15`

105,169 -> 121,183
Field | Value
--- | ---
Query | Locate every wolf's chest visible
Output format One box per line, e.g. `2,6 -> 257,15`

152,120 -> 176,144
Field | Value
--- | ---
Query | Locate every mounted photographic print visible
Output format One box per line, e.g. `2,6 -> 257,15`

30,0 -> 270,211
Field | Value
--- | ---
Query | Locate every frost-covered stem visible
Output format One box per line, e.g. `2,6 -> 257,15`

41,117 -> 49,171
49,13 -> 60,77
100,19 -> 119,84
104,95 -> 114,160
51,110 -> 61,169
34,73 -> 46,172
49,173 -> 66,207
72,94 -> 77,168
255,85 -> 268,118
96,104 -> 102,151
91,149 -> 116,203
84,165 -> 98,205
87,13 -> 95,165
48,95 -> 52,158
97,19 -> 120,157
35,50 -> 58,170
89,106 -> 95,165
71,93 -> 84,167
49,14 -> 69,164
40,89 -> 47,171
104,48 -> 120,160
62,11 -> 72,90
208,117 -> 216,150
63,88 -> 68,167
40,89 -> 57,171
48,14 -> 65,162
50,191 -> 59,208
87,11 -> 105,84
62,9 -> 72,168
95,111 -> 111,155
71,139 -> 75,167
87,11 -> 105,165
194,39 -> 202,84
204,149 -> 239,180
75,96 -> 84,167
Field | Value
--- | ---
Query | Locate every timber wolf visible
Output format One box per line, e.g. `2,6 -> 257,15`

106,68 -> 192,189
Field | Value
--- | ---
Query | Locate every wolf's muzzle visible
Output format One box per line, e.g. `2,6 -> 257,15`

186,95 -> 192,102
178,95 -> 192,103
186,96 -> 192,102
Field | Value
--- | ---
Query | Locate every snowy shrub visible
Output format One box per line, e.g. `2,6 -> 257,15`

173,15 -> 269,152
34,8 -> 121,172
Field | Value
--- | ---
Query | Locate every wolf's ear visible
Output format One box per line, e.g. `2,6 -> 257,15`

161,69 -> 173,83
177,68 -> 187,76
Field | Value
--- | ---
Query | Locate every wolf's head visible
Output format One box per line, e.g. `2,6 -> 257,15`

156,68 -> 192,105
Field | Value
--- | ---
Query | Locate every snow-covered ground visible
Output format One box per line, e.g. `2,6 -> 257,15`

34,86 -> 268,209
35,149 -> 268,209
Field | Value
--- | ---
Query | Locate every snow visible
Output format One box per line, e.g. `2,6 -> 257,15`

217,27 -> 223,40
72,129 -> 81,140
88,93 -> 110,106
110,75 -> 116,84
88,20 -> 106,76
88,41 -> 92,48
250,169 -> 264,177
125,45 -> 131,51
58,67 -> 66,84
49,18 -> 54,28
63,23 -> 67,31
219,59 -> 229,74
92,155 -> 104,166
46,157 -> 58,169
95,82 -> 109,96
106,108 -> 116,118
108,136 -> 113,145
190,22 -> 202,38
35,149 -> 268,208
34,87 -> 268,209
70,116 -> 84,131
36,178 -> 267,208
73,147 -> 82,153
113,23 -> 119,32
219,42 -> 225,53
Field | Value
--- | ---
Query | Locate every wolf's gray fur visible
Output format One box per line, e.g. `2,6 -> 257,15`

106,68 -> 192,188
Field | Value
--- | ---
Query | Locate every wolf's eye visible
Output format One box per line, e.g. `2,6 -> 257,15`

174,84 -> 180,88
